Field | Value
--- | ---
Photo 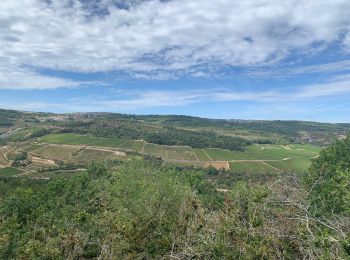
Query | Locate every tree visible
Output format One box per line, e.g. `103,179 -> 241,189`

87,162 -> 107,179
206,166 -> 219,175
306,135 -> 350,215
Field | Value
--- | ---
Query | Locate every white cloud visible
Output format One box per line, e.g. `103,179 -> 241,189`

81,74 -> 350,110
0,65 -> 84,89
1,0 -> 350,89
246,60 -> 350,78
3,73 -> 350,113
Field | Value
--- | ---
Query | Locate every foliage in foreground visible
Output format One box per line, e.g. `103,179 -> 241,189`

0,150 -> 350,259
306,135 -> 350,215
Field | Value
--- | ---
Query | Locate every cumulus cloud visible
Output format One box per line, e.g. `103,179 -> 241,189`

1,0 -> 350,89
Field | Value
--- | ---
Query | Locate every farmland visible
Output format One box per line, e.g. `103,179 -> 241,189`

39,133 -> 144,152
34,133 -> 320,173
29,143 -> 126,164
0,109 -> 349,259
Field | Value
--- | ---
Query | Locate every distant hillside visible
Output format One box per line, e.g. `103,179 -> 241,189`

1,108 -> 349,147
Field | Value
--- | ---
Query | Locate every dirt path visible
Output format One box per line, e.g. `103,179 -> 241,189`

261,146 -> 279,150
191,147 -> 199,162
282,145 -> 292,150
30,156 -> 56,166
202,149 -> 213,161
43,143 -> 126,156
217,188 -> 230,193
141,141 -> 146,153
165,157 -> 295,164
85,147 -> 126,156
41,143 -> 84,149
261,161 -> 279,171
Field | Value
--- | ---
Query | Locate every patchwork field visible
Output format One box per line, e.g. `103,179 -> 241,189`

201,144 -> 319,172
202,144 -> 319,161
33,134 -> 321,173
28,143 -> 126,164
39,134 -> 145,152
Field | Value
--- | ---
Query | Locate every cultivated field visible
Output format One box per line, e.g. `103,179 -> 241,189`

39,134 -> 145,152
28,143 -> 126,164
143,143 -> 197,161
31,144 -> 81,161
229,161 -> 278,173
34,134 -> 320,173
203,144 -> 318,161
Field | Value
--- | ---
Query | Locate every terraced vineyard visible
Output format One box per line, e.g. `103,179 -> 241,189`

35,133 -> 320,173
39,133 -> 144,152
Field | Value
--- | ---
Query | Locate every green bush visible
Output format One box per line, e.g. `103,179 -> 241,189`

306,135 -> 350,215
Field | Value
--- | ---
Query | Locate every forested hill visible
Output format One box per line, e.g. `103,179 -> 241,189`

1,109 -> 349,148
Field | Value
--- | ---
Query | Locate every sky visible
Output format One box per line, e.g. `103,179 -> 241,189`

1,0 -> 350,122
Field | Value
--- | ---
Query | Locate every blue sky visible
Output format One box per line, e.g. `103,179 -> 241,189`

1,0 -> 350,122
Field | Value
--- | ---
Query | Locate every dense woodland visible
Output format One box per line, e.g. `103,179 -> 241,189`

1,135 -> 349,258
2,109 -> 350,150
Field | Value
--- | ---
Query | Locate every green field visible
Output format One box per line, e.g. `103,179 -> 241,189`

40,134 -> 145,152
37,134 -> 320,173
0,167 -> 22,177
193,149 -> 212,161
229,161 -> 277,173
202,144 -> 319,161
143,143 -> 197,161
268,158 -> 313,173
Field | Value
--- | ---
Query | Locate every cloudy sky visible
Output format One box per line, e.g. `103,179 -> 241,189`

1,0 -> 350,122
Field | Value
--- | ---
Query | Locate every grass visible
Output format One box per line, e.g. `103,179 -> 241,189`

40,133 -> 145,152
0,167 -> 22,177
